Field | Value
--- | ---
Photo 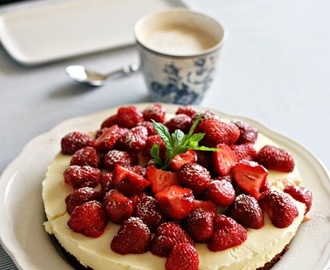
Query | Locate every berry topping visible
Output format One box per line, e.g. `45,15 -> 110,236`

117,126 -> 148,153
231,160 -> 268,199
63,165 -> 102,189
100,114 -> 118,129
213,143 -> 237,176
233,121 -> 258,144
70,146 -> 100,168
165,114 -> 192,134
103,149 -> 137,172
256,145 -> 295,172
65,187 -> 101,214
165,243 -> 199,270
68,201 -> 108,238
142,135 -> 166,158
146,165 -> 180,194
284,184 -> 313,213
169,149 -> 197,171
226,194 -> 264,229
110,217 -> 151,254
142,103 -> 166,123
207,180 -> 236,207
175,106 -> 197,118
230,143 -> 257,162
116,106 -> 144,129
61,131 -> 94,155
93,125 -> 121,152
259,189 -> 299,228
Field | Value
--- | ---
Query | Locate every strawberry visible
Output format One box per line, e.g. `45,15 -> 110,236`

226,194 -> 264,229
63,165 -> 102,189
67,200 -> 108,238
99,172 -> 113,196
129,165 -> 147,177
61,131 -> 94,155
191,110 -> 219,123
259,189 -> 299,228
165,114 -> 192,134
207,214 -> 247,251
133,194 -> 167,232
146,165 -> 180,194
230,143 -> 257,162
117,126 -> 148,153
169,149 -> 197,171
197,119 -> 240,147
65,187 -> 101,214
213,144 -> 237,176
142,135 -> 165,158
165,243 -> 199,270
233,121 -> 258,144
231,160 -> 268,199
110,217 -> 151,254
103,189 -> 133,224
112,164 -> 150,196
155,185 -> 194,220
175,106 -> 197,118
178,163 -> 211,197
182,208 -> 214,243
137,121 -> 157,136
207,180 -> 236,207
70,146 -> 100,168
192,199 -> 217,214
100,114 -> 118,129
116,106 -> 144,129
150,222 -> 193,257
142,103 -> 166,123
195,150 -> 213,172
103,149 -> 137,172
255,145 -> 295,172
93,125 -> 121,152
284,185 -> 313,213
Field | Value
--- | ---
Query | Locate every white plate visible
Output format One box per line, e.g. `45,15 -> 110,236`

0,103 -> 329,270
0,0 -> 187,65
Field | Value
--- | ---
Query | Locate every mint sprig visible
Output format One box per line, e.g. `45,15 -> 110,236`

151,114 -> 219,170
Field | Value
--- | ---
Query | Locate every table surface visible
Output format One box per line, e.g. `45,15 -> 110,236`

1,0 -> 330,269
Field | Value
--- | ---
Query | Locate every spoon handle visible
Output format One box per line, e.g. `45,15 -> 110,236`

105,64 -> 140,80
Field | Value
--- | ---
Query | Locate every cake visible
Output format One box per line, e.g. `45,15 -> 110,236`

42,104 -> 312,270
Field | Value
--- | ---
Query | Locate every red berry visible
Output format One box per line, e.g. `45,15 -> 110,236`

70,146 -> 100,168
116,106 -> 144,129
233,121 -> 258,144
170,149 -> 197,171
191,110 -> 219,123
133,194 -> 166,232
256,145 -> 295,172
110,217 -> 151,254
142,135 -> 165,158
68,201 -> 108,238
197,119 -> 240,147
284,185 -> 313,213
165,114 -> 192,134
183,208 -> 214,243
117,126 -> 148,153
99,172 -> 113,196
175,106 -> 197,118
213,143 -> 237,176
93,125 -> 121,152
64,165 -> 102,189
259,189 -> 299,228
65,187 -> 101,214
207,215 -> 247,251
150,222 -> 193,257
146,165 -> 180,194
226,194 -> 264,229
207,180 -> 236,207
231,160 -> 268,199
137,121 -> 157,136
103,149 -> 137,172
230,143 -> 257,162
61,131 -> 94,155
192,199 -> 217,214
165,243 -> 199,270
155,185 -> 194,220
103,189 -> 133,224
100,114 -> 118,129
142,103 -> 166,123
178,163 -> 211,197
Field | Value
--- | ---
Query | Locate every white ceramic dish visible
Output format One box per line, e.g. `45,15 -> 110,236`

0,0 -> 187,65
0,103 -> 329,270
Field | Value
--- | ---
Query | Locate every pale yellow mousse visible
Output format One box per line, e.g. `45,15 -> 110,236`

43,120 -> 306,270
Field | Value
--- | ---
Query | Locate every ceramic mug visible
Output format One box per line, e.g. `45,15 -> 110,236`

134,9 -> 227,105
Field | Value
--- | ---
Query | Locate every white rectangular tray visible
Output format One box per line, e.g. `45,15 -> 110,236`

0,0 -> 187,65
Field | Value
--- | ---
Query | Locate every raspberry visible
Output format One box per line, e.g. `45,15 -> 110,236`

142,103 -> 166,123
65,187 -> 101,214
116,106 -> 144,128
117,126 -> 148,153
103,149 -> 137,171
70,146 -> 100,168
165,114 -> 192,134
61,131 -> 94,155
207,180 -> 236,207
63,165 -> 102,189
67,201 -> 108,238
110,217 -> 151,254
165,243 -> 199,270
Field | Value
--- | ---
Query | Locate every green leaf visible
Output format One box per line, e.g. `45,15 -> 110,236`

150,144 -> 163,167
152,120 -> 172,148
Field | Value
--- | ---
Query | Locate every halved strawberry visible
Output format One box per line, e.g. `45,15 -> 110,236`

283,185 -> 313,213
170,149 -> 197,171
103,189 -> 133,224
112,164 -> 150,196
93,125 -> 121,152
255,145 -> 295,172
259,189 -> 299,228
213,144 -> 237,176
226,194 -> 264,229
110,217 -> 151,254
146,165 -> 180,194
165,243 -> 199,270
155,185 -> 194,220
231,160 -> 268,199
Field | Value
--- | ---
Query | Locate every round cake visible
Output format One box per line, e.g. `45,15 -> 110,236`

42,104 -> 312,270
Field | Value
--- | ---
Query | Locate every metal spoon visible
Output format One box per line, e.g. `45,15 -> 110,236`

65,64 -> 140,86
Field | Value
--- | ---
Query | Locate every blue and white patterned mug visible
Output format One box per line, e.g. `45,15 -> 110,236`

134,9 -> 227,105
